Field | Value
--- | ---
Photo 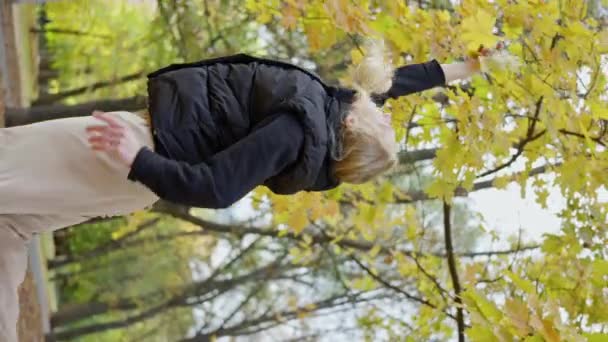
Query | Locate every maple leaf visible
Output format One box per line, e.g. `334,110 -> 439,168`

461,8 -> 499,52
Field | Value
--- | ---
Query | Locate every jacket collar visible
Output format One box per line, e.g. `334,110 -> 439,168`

306,87 -> 356,192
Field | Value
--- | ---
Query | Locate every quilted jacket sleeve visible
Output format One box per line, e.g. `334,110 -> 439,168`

127,113 -> 304,208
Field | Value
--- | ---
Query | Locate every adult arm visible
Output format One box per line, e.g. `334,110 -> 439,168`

127,113 -> 304,208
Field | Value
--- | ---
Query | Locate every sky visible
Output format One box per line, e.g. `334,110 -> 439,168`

469,183 -> 564,243
470,55 -> 608,247
226,180 -> 569,248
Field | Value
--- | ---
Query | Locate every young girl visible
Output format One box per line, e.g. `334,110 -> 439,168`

0,43 -> 506,341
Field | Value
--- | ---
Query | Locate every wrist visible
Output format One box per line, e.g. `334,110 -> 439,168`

466,57 -> 482,72
128,146 -> 148,168
440,61 -> 479,83
127,146 -> 152,181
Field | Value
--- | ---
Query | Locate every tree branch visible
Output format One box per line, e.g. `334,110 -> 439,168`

443,202 -> 465,342
50,260 -> 291,338
30,27 -> 112,39
156,0 -> 188,60
350,255 -> 440,311
181,292 -> 380,341
154,200 -> 542,259
558,128 -> 607,148
477,96 -> 545,178
48,218 -> 161,269
398,147 -> 437,165
410,255 -> 450,301
394,162 -> 558,205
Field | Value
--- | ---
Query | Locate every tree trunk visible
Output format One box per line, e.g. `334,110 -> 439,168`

49,262 -> 288,335
5,96 -> 147,127
30,27 -> 112,40
48,218 -> 160,270
48,230 -> 206,270
50,299 -> 138,327
33,71 -> 144,106
37,68 -> 58,84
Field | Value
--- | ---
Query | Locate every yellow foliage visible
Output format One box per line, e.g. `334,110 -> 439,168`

239,0 -> 608,338
460,8 -> 498,52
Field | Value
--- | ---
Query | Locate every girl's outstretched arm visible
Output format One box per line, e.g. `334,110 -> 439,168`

440,59 -> 482,83
440,46 -> 493,83
371,60 -> 446,106
441,45 -> 519,82
372,46 -> 510,105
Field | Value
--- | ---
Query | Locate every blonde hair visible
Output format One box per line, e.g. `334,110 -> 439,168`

334,40 -> 399,184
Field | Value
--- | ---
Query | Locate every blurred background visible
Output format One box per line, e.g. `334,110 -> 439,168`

0,0 -> 606,341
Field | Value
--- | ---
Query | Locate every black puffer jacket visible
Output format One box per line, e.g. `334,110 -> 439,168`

127,54 -> 445,208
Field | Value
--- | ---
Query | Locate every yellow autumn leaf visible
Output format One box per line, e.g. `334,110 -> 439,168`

529,315 -> 561,342
588,100 -> 608,120
505,299 -> 531,336
461,8 -> 499,52
368,244 -> 381,258
296,309 -> 312,319
506,271 -> 536,294
351,275 -> 376,291
304,303 -> 317,312
288,210 -> 309,234
466,325 -> 497,342
586,333 -> 608,342
257,11 -> 273,24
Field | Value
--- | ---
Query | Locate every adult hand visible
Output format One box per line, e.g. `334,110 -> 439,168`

86,111 -> 144,167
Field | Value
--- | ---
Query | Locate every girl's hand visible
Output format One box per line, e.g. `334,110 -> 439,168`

469,42 -> 520,73
467,44 -> 497,71
441,43 -> 514,83
86,111 -> 144,167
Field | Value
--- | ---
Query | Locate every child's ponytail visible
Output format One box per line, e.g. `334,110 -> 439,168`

350,40 -> 394,95
334,39 -> 399,184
